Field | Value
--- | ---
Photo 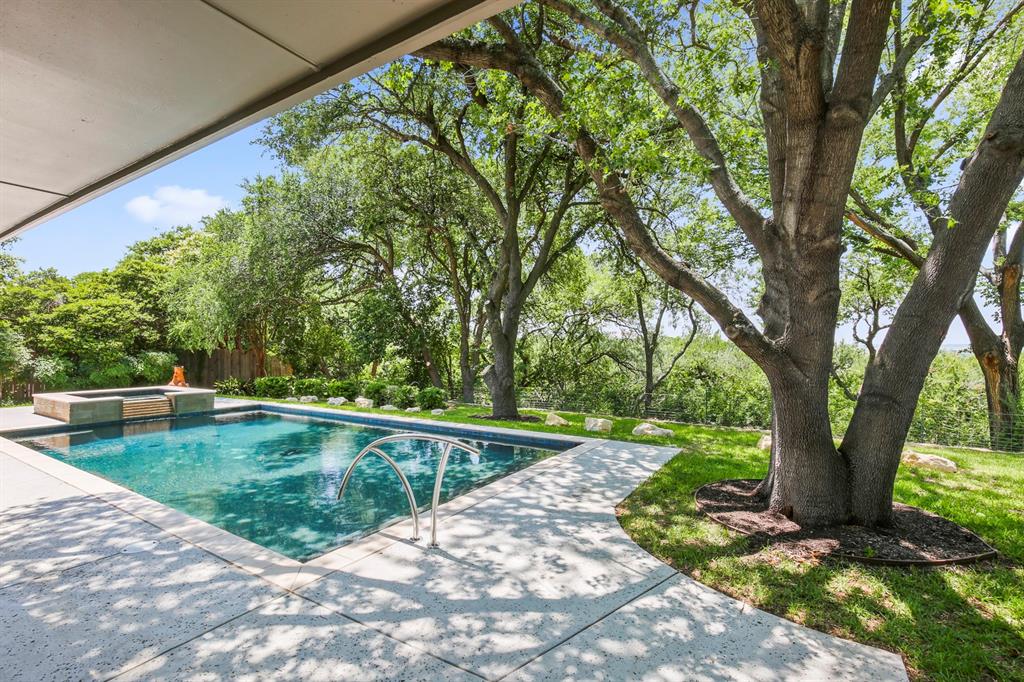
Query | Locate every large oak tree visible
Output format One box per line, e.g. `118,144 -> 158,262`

414,0 -> 1024,526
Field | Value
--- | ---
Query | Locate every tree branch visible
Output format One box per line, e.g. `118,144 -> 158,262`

543,0 -> 768,249
414,23 -> 781,370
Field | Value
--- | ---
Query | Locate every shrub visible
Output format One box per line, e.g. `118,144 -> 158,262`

362,380 -> 388,404
30,356 -> 73,390
136,351 -> 177,384
253,375 -> 291,398
386,384 -> 419,408
214,377 -> 245,395
325,378 -> 360,400
293,377 -> 327,397
416,387 -> 445,410
84,359 -> 135,388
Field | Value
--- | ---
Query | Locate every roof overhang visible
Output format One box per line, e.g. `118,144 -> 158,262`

0,0 -> 517,240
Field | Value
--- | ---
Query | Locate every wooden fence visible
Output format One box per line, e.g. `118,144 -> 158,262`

178,348 -> 291,388
0,379 -> 42,402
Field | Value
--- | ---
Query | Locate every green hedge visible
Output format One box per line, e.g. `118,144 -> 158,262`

417,387 -> 445,410
252,375 -> 291,398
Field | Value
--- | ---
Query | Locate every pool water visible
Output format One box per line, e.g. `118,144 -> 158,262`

18,411 -> 563,561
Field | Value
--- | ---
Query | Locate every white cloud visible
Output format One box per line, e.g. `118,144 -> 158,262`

124,185 -> 227,226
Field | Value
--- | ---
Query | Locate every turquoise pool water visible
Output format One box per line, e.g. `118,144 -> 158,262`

17,410 -> 564,561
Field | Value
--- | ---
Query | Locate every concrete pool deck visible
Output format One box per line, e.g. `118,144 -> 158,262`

0,403 -> 908,681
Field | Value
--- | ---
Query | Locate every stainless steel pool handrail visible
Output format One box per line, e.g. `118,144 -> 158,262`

336,445 -> 421,542
427,437 -> 480,547
335,433 -> 481,548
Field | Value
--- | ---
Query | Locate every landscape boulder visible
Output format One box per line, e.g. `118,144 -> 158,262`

902,450 -> 958,473
327,397 -> 347,406
430,408 -> 445,415
584,417 -> 613,433
632,422 -> 673,438
354,397 -> 373,409
405,406 -> 421,412
757,434 -> 772,451
299,395 -> 318,403
545,412 -> 570,426
381,404 -> 399,411
285,397 -> 299,402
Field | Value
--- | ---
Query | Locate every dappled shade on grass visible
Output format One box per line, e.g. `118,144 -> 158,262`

619,437 -> 1024,681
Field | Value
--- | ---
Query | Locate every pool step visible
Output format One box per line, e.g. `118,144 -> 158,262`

121,396 -> 173,419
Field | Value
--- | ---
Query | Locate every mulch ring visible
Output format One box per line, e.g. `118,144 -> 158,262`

695,479 -> 998,566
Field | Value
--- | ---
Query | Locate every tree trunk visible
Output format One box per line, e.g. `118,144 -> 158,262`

457,309 -> 482,403
458,329 -> 477,403
422,347 -> 444,389
962,285 -> 1023,452
641,345 -> 655,413
483,318 -> 519,419
763,369 -> 849,525
254,344 -> 267,378
459,352 -> 476,403
979,345 -> 1022,451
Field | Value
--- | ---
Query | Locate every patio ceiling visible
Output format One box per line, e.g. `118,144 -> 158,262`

0,0 -> 517,241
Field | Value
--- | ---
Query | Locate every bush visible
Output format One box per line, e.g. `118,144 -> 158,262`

325,378 -> 360,400
136,351 -> 177,384
386,384 -> 419,408
416,387 -> 445,410
84,359 -> 136,388
214,377 -> 245,395
362,380 -> 388,404
292,377 -> 327,397
31,356 -> 74,390
253,375 -> 291,398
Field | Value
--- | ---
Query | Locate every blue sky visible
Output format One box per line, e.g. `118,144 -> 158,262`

9,122 -> 280,275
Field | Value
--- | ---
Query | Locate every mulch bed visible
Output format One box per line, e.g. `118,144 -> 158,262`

469,414 -> 542,423
695,479 -> 998,566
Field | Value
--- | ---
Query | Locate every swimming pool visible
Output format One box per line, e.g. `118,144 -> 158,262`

15,410 -> 567,561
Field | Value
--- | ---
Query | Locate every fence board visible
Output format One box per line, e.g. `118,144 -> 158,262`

179,349 -> 290,388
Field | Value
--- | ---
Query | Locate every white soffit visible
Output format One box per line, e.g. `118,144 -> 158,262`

0,0 -> 518,240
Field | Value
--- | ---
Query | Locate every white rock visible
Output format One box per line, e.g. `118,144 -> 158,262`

584,417 -> 613,433
902,450 -> 957,473
632,422 -> 673,437
405,406 -> 421,412
545,412 -> 570,426
381,404 -> 399,411
354,397 -> 373,409
299,395 -> 318,403
326,397 -> 347,406
431,408 -> 445,415
757,434 -> 772,451
285,397 -> 299,402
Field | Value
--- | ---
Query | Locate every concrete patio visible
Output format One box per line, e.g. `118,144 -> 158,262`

0,407 -> 908,681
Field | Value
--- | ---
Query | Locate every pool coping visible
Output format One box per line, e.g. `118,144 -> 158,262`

0,401 -> 604,592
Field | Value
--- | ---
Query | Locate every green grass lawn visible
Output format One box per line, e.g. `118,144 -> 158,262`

229,396 -> 1023,680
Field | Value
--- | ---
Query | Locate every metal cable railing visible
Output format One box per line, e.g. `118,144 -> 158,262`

473,388 -> 1010,452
